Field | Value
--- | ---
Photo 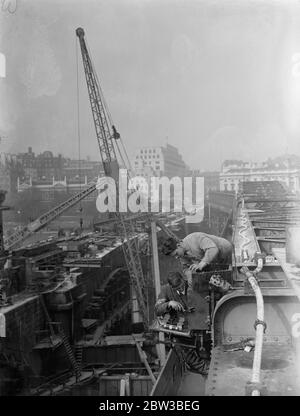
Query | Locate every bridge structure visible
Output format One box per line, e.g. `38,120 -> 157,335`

151,182 -> 300,396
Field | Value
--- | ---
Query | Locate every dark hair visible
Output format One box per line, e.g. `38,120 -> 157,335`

167,271 -> 184,288
161,237 -> 178,255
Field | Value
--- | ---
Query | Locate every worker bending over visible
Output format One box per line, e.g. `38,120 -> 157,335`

155,271 -> 190,316
162,232 -> 233,272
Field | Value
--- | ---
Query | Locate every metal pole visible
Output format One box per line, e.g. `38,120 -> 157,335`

151,221 -> 166,366
134,336 -> 156,384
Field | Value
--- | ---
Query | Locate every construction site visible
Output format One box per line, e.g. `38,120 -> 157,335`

1,12 -> 300,397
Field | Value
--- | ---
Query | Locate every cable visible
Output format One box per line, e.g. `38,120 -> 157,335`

76,37 -> 83,231
85,40 -> 133,175
120,138 -> 133,172
114,135 -> 128,169
86,41 -> 113,151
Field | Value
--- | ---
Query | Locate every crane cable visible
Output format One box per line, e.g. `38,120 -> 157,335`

76,38 -> 83,231
84,40 -> 147,214
86,40 -> 132,173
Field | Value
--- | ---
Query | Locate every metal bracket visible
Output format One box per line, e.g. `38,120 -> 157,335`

245,381 -> 267,396
254,319 -> 267,333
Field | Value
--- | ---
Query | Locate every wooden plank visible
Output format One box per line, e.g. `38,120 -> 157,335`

104,334 -> 144,346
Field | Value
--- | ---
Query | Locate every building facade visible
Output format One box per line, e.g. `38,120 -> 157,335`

14,147 -> 102,182
0,165 -> 10,193
132,159 -> 158,203
220,159 -> 300,194
63,159 -> 102,182
17,176 -> 96,202
133,144 -> 188,178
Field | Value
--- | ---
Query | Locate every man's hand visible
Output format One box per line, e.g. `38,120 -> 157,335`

189,260 -> 208,272
168,300 -> 184,311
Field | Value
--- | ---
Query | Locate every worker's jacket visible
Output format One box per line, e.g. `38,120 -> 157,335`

180,232 -> 233,269
155,283 -> 188,316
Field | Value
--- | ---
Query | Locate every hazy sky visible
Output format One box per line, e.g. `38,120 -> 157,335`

1,0 -> 300,170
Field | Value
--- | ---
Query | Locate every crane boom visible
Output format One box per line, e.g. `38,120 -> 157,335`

76,27 -> 148,325
4,180 -> 98,250
76,27 -> 118,178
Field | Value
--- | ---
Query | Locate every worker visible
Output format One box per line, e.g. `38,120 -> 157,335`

155,271 -> 190,316
161,232 -> 233,272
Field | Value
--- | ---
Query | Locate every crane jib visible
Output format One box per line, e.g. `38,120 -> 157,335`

75,27 -> 149,326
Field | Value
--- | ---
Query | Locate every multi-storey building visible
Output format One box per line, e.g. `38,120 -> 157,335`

63,159 -> 102,182
15,148 -> 64,180
36,151 -> 64,180
0,165 -> 10,193
14,147 -> 103,186
133,144 -> 188,178
16,147 -> 37,179
132,159 -> 158,203
17,176 -> 96,203
220,159 -> 300,194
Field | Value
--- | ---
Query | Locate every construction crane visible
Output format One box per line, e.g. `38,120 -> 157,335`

4,27 -> 181,323
75,27 -> 148,325
4,180 -> 98,250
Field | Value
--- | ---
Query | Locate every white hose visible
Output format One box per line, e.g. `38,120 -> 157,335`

241,266 -> 265,396
254,257 -> 264,274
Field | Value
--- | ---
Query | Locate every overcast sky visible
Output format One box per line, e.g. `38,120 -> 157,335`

1,0 -> 300,170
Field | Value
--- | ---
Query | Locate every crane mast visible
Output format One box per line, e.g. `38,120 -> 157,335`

76,27 -> 148,325
76,27 -> 119,179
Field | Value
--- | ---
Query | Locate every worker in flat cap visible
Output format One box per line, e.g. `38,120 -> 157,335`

161,232 -> 232,273
155,271 -> 191,316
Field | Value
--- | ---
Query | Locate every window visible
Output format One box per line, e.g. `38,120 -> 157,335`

153,149 -> 156,153
157,155 -> 159,158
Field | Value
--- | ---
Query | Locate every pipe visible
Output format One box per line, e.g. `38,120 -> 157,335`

240,266 -> 265,396
254,257 -> 263,275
